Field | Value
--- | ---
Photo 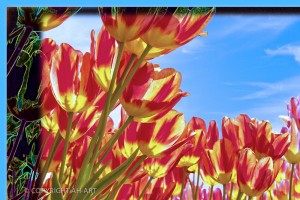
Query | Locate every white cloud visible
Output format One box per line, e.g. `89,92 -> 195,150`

180,38 -> 206,54
218,15 -> 299,37
234,76 -> 300,100
265,44 -> 300,64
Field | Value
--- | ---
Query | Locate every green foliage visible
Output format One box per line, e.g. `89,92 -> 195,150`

25,120 -> 41,145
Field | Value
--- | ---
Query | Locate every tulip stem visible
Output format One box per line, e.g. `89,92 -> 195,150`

92,116 -> 134,171
7,120 -> 27,168
138,176 -> 153,200
188,177 -> 196,199
237,189 -> 243,200
248,196 -> 252,200
195,165 -> 200,200
110,44 -> 152,108
7,26 -> 33,77
223,184 -> 226,200
209,186 -> 214,200
289,163 -> 295,200
229,182 -> 233,200
110,53 -> 137,106
180,167 -> 187,200
88,41 -> 125,170
59,112 -> 74,184
110,154 -> 146,200
37,132 -> 62,187
72,43 -> 125,197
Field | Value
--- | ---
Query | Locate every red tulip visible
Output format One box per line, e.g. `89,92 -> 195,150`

237,148 -> 283,197
121,62 -> 188,122
141,7 -> 215,48
99,7 -> 156,42
136,110 -> 189,158
200,138 -> 237,185
177,117 -> 206,168
50,43 -> 100,113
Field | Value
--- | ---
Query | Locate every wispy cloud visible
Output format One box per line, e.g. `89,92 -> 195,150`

232,76 -> 300,100
217,16 -> 299,37
265,44 -> 300,64
180,38 -> 206,55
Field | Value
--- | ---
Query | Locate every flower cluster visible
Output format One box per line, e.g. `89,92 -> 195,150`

7,7 -> 300,200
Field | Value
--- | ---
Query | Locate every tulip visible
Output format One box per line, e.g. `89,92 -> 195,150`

200,138 -> 236,185
118,108 -> 142,158
144,179 -> 176,200
250,120 -> 291,160
287,96 -> 300,130
41,108 -> 59,133
40,128 -> 65,172
121,62 -> 188,122
136,110 -> 188,158
198,120 -> 220,187
143,145 -> 191,179
164,167 -> 187,196
17,7 -> 80,31
50,43 -> 100,113
177,117 -> 206,168
222,115 -> 253,152
99,7 -> 156,42
57,106 -> 100,142
124,38 -> 174,60
90,28 -> 116,92
141,7 -> 215,48
237,148 -> 283,197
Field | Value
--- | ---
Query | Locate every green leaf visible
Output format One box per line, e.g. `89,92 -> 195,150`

51,173 -> 63,200
89,148 -> 139,199
16,50 -> 30,67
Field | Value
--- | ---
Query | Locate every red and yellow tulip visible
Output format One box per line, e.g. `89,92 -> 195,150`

136,110 -> 187,158
124,38 -> 174,60
99,7 -> 156,42
141,7 -> 215,48
177,117 -> 206,168
90,28 -> 116,92
121,62 -> 188,122
237,148 -> 283,197
17,7 -> 80,31
50,43 -> 100,113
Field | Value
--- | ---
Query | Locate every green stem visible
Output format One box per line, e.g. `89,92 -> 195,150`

73,42 -> 125,192
223,184 -> 226,200
209,186 -> 214,200
248,196 -> 252,200
88,41 -> 125,170
110,44 -> 152,108
106,154 -> 147,200
138,176 -> 153,200
188,177 -> 196,200
237,190 -> 243,200
110,53 -> 137,106
289,163 -> 295,200
229,182 -> 233,200
37,132 -> 62,186
92,116 -> 134,172
59,112 -> 74,184
195,165 -> 200,199
180,167 -> 187,200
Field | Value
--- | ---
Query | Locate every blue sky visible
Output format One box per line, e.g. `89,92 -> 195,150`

43,12 -> 300,133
